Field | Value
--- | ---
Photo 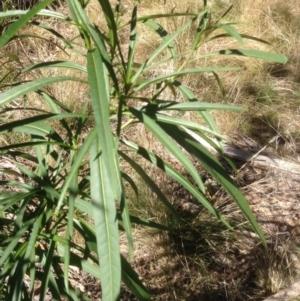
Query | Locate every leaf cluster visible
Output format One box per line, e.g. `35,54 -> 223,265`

0,0 -> 287,300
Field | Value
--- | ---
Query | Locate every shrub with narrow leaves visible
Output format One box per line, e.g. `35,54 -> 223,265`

0,0 -> 287,300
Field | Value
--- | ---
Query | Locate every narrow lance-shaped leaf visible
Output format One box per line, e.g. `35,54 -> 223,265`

214,4 -> 233,24
153,113 -> 225,139
126,5 -> 138,85
29,20 -> 73,49
208,33 -> 271,45
121,139 -> 231,229
34,141 -> 48,178
10,33 -> 66,53
121,256 -> 152,301
142,19 -> 176,58
0,76 -> 84,107
87,45 -> 126,301
174,80 -> 224,152
192,8 -> 210,50
212,71 -> 228,103
133,12 -> 197,23
121,172 -> 139,200
119,150 -> 182,222
0,118 -> 55,137
0,9 -> 68,20
9,208 -> 44,301
22,61 -> 87,74
68,0 -> 119,89
0,0 -> 55,49
24,210 -> 45,295
15,162 -> 60,201
0,222 -> 32,267
134,66 -> 240,91
132,16 -> 198,84
152,101 -> 245,112
95,0 -> 118,50
0,141 -> 69,152
163,124 -> 267,247
87,48 -> 133,256
64,176 -> 77,293
87,49 -> 121,200
212,24 -> 244,45
129,108 -> 205,194
39,239 -> 57,301
57,231 -> 151,300
56,127 -> 97,212
90,138 -> 121,301
205,49 -> 288,64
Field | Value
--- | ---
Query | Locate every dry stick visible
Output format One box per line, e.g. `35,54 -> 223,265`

0,157 -> 24,183
238,134 -> 280,172
183,127 -> 300,176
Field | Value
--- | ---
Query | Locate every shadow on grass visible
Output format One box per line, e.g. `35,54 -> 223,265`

137,208 -> 300,301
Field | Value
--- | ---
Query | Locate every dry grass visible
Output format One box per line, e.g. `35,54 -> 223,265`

1,0 -> 300,300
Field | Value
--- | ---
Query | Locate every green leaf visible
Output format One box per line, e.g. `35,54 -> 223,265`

15,162 -> 60,200
214,24 -> 244,45
126,5 -> 138,85
134,67 -> 240,91
122,139 -> 231,229
119,193 -> 134,259
134,12 -> 196,23
142,19 -> 175,58
174,80 -> 223,151
87,49 -> 121,200
22,61 -> 87,74
119,150 -> 181,222
75,198 -> 93,216
94,0 -> 118,49
121,256 -> 152,301
40,91 -> 72,113
0,9 -> 68,20
153,114 -> 225,139
0,76 -> 84,107
30,20 -> 73,49
10,33 -> 66,53
192,9 -> 210,50
56,128 -> 97,212
68,0 -> 119,89
0,221 -> 32,266
0,116 -> 65,139
90,138 -> 121,301
0,0 -> 56,49
41,92 -> 73,139
22,211 -> 44,295
163,124 -> 267,247
0,140 -> 69,152
87,46 -> 133,258
129,108 -> 205,194
77,198 -> 168,231
212,71 -> 228,103
154,101 -> 245,112
121,172 -> 139,200
64,177 -> 78,293
40,240 -> 57,301
208,33 -> 271,45
132,16 -> 197,84
86,23 -> 119,89
34,141 -> 48,178
207,49 -> 288,64
57,244 -> 151,300
123,214 -> 170,231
